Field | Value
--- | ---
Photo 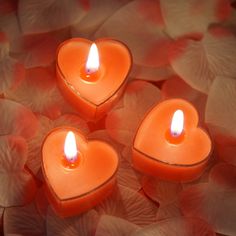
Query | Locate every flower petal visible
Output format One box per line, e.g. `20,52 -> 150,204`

130,65 -> 174,82
18,30 -> 70,68
0,135 -> 37,207
205,76 -> 236,143
0,34 -> 25,92
71,0 -> 130,38
88,130 -> 123,150
4,202 -> 45,235
27,115 -> 53,175
117,159 -> 142,191
18,0 -> 86,34
94,0 -> 170,67
169,38 -> 214,93
142,176 -> 183,205
132,217 -> 215,236
160,0 -> 231,38
180,183 -> 236,235
169,26 -> 236,93
105,81 -> 161,146
156,201 -> 182,220
0,98 -> 39,139
5,67 -> 65,119
0,12 -> 22,53
46,207 -> 99,236
54,114 -> 89,134
161,76 -> 207,124
96,185 -> 158,226
95,215 -> 140,236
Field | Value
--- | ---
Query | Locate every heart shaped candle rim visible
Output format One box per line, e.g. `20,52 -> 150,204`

56,38 -> 132,106
133,99 -> 212,166
42,127 -> 119,201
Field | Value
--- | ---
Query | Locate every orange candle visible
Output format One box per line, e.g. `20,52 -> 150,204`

42,127 -> 118,217
56,38 -> 132,121
132,99 -> 212,182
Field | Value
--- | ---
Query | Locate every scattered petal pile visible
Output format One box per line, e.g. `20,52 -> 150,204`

0,0 -> 236,235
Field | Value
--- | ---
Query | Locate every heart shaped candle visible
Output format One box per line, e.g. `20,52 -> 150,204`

132,99 -> 212,182
42,127 -> 118,217
56,38 -> 132,121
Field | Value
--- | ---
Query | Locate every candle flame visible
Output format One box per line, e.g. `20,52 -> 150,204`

86,43 -> 99,74
64,131 -> 78,163
170,110 -> 184,137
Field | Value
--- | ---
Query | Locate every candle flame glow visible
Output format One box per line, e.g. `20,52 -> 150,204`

64,131 -> 78,163
86,43 -> 99,74
170,110 -> 184,137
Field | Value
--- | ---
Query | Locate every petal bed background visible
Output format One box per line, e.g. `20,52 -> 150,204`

0,0 -> 236,235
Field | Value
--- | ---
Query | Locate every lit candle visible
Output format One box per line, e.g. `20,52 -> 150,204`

42,127 -> 118,217
56,38 -> 132,121
132,99 -> 212,182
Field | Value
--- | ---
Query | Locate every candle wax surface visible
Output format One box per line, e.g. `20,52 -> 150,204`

132,99 -> 212,181
57,38 -> 131,105
42,127 -> 118,216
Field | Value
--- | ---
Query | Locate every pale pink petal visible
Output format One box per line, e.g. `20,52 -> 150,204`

0,12 -> 22,53
18,0 -> 86,34
94,0 -> 171,67
203,26 -> 236,78
5,67 -> 65,119
117,159 -> 142,191
46,207 -> 99,236
4,202 -> 45,235
71,0 -> 130,38
0,98 -> 39,139
97,185 -> 158,226
180,183 -> 236,235
105,81 -> 161,146
169,38 -> 214,94
105,107 -> 135,146
130,65 -> 175,82
156,201 -> 182,220
161,76 -> 208,124
17,30 -> 70,68
0,56 -> 25,92
142,176 -> 183,205
160,0 -> 231,38
169,26 -> 236,94
205,76 -> 236,144
209,163 -> 236,189
95,215 -> 140,236
27,115 -> 53,175
54,114 -> 90,134
0,34 -> 25,92
0,135 -> 37,207
132,217 -> 215,236
88,130 -> 122,149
